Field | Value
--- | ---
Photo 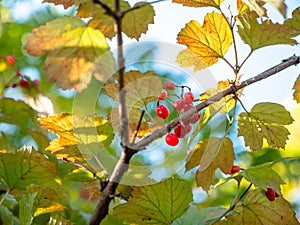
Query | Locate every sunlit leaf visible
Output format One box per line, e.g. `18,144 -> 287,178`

77,1 -> 154,40
237,102 -> 294,151
172,0 -> 224,8
19,192 -> 36,225
0,147 -> 59,190
177,12 -> 232,70
64,168 -> 95,182
113,177 -> 193,224
24,17 -> 114,92
237,0 -> 250,14
237,13 -> 297,51
216,189 -> 300,225
241,162 -> 285,192
186,137 -> 235,191
284,7 -> 300,35
39,113 -> 114,162
293,75 -> 300,103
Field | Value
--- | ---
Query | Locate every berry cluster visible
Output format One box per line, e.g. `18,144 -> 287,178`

155,82 -> 201,146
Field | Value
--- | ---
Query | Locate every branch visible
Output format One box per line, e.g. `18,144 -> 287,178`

93,0 -> 115,16
89,55 -> 300,224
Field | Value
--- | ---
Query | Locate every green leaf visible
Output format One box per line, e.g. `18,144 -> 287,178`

237,102 -> 294,151
216,189 -> 300,225
241,162 -> 285,192
0,147 -> 59,190
284,7 -> 300,35
293,75 -> 300,103
19,192 -> 37,225
177,12 -> 232,70
100,215 -> 125,225
237,13 -> 297,51
0,205 -> 15,225
172,0 -> 224,8
24,16 -> 114,92
186,137 -> 235,191
38,113 -> 114,162
64,168 -> 95,182
113,177 -> 193,225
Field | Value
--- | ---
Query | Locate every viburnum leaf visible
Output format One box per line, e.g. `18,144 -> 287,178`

284,7 -> 300,35
215,189 -> 300,225
19,192 -> 36,225
113,177 -> 192,224
237,102 -> 294,151
77,1 -> 154,40
237,13 -> 297,51
64,168 -> 95,182
241,0 -> 287,17
177,12 -> 232,70
38,113 -> 114,162
0,147 -> 59,190
23,184 -> 65,217
43,0 -> 81,9
241,162 -> 285,192
172,0 -> 224,8
293,75 -> 300,103
24,16 -> 114,92
186,137 -> 235,191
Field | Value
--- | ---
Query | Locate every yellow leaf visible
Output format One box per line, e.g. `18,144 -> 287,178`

177,12 -> 232,70
24,17 -> 114,92
38,113 -> 114,162
237,13 -> 298,51
241,0 -> 287,18
293,75 -> 300,103
237,0 -> 250,14
173,0 -> 224,8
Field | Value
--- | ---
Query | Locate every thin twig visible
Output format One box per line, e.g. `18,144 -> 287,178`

131,110 -> 146,143
93,0 -> 115,16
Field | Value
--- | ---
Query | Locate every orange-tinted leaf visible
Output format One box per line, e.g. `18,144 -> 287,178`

237,13 -> 297,51
43,0 -> 80,9
177,12 -> 232,70
173,0 -> 224,8
38,113 -> 114,162
237,0 -> 250,14
186,137 -> 235,191
293,75 -> 300,103
24,17 -> 114,92
215,189 -> 300,225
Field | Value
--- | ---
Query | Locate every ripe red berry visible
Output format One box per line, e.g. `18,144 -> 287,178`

230,165 -> 241,175
184,92 -> 194,104
174,99 -> 185,111
265,187 -> 277,202
164,82 -> 175,90
156,105 -> 169,119
165,133 -> 179,146
19,79 -> 28,88
11,83 -> 17,88
189,113 -> 200,124
174,123 -> 187,138
158,89 -> 167,100
33,79 -> 40,86
6,55 -> 15,66
183,103 -> 194,113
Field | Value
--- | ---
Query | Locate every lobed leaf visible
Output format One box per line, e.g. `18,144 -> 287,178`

113,177 -> 193,224
186,137 -> 235,191
172,0 -> 224,8
241,163 -> 285,192
177,12 -> 232,70
24,17 -> 115,92
284,7 -> 300,35
293,75 -> 300,103
216,189 -> 300,225
237,102 -> 294,151
237,13 -> 297,51
39,113 -> 114,162
0,147 -> 59,190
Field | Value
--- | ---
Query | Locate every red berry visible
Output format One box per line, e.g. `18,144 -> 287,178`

11,83 -> 17,88
16,71 -> 21,76
156,105 -> 169,119
158,89 -> 167,100
230,165 -> 241,175
33,79 -> 40,86
19,79 -> 28,87
183,103 -> 194,113
184,92 -> 194,104
174,99 -> 185,111
165,133 -> 179,146
165,82 -> 175,90
174,123 -> 187,138
265,187 -> 277,202
6,55 -> 15,66
189,113 -> 200,124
